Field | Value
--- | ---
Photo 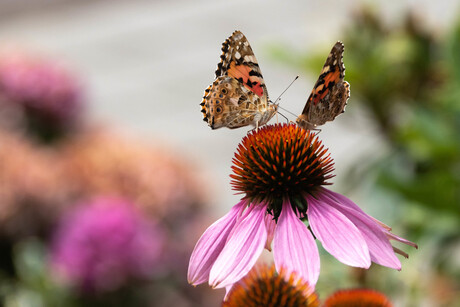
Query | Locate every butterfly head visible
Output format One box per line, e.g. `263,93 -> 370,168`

258,102 -> 278,126
295,115 -> 316,130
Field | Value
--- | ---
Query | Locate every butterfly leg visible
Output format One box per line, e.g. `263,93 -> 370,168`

313,128 -> 322,134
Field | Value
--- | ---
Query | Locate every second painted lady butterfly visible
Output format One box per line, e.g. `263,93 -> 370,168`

296,41 -> 350,130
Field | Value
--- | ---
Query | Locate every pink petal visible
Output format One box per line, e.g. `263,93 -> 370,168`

385,230 -> 418,249
273,200 -> 320,286
370,216 -> 392,231
393,246 -> 409,258
264,210 -> 276,252
187,200 -> 246,285
314,189 -> 401,270
319,188 -> 368,215
209,204 -> 267,288
307,195 -> 371,268
223,284 -> 234,301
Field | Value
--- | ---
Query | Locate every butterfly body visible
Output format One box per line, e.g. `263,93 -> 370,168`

201,76 -> 277,129
296,41 -> 350,130
201,31 -> 277,129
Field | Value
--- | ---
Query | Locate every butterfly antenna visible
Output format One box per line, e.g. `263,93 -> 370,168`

276,110 -> 289,123
277,105 -> 298,118
272,76 -> 299,105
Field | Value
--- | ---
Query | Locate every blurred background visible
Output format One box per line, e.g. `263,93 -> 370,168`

0,0 -> 459,306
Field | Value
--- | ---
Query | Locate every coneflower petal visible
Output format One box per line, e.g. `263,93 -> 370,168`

315,188 -> 402,270
273,200 -> 320,286
224,284 -> 234,301
264,210 -> 276,251
209,204 -> 267,288
319,188 -> 368,214
307,195 -> 371,268
385,231 -> 418,248
187,200 -> 246,285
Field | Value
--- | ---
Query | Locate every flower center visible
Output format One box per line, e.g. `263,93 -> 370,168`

231,124 -> 334,219
224,264 -> 319,307
323,289 -> 393,307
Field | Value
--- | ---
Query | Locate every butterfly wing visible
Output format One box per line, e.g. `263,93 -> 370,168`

215,31 -> 270,103
200,76 -> 275,129
199,31 -> 276,130
296,41 -> 350,130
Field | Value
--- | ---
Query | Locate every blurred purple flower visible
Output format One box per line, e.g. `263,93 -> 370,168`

0,51 -> 84,134
51,197 -> 164,292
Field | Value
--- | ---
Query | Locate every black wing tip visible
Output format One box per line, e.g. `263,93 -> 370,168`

332,41 -> 345,53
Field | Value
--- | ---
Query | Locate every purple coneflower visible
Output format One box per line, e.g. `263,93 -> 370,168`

188,124 -> 417,290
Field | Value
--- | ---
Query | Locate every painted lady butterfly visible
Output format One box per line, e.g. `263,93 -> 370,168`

200,31 -> 277,129
296,41 -> 350,130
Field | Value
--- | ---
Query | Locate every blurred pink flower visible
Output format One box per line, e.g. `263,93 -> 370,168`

0,50 -> 84,136
51,197 -> 165,292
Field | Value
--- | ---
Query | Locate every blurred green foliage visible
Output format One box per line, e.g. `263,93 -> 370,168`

271,6 -> 460,307
0,239 -> 72,307
343,10 -> 459,219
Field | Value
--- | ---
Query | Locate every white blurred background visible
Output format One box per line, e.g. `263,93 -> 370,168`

0,0 -> 457,214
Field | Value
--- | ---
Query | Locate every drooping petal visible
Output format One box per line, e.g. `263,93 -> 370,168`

307,195 -> 371,268
385,230 -> 418,249
313,189 -> 401,270
273,200 -> 320,286
372,215 -> 418,249
209,203 -> 267,288
187,200 -> 246,285
319,188 -> 368,215
393,246 -> 409,258
370,216 -> 392,231
223,284 -> 234,301
264,210 -> 276,251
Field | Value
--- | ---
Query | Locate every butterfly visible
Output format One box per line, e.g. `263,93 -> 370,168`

296,41 -> 350,130
200,31 -> 277,129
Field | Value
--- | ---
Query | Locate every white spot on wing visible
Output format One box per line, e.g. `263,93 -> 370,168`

244,55 -> 256,62
229,97 -> 239,106
321,65 -> 331,74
